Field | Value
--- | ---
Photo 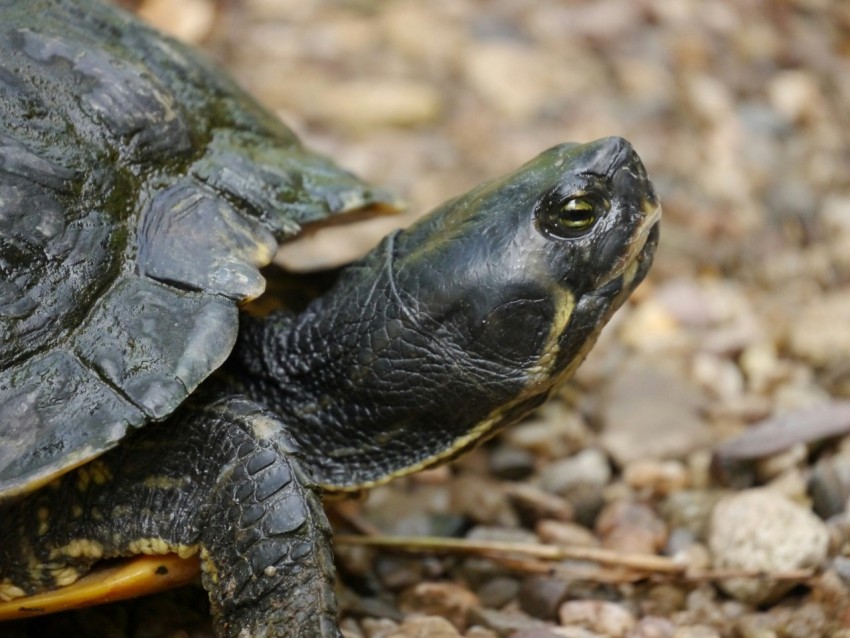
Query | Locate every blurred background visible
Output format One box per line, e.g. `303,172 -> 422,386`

24,1 -> 850,636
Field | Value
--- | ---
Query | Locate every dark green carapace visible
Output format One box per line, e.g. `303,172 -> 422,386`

0,1 -> 661,636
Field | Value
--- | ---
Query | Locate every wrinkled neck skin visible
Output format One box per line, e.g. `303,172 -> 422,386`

232,230 -> 642,493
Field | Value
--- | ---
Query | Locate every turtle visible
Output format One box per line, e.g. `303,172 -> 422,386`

0,0 -> 661,636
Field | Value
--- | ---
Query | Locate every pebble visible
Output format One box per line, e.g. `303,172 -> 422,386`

626,616 -> 675,638
810,454 -> 850,518
557,600 -> 636,638
734,602 -> 833,638
305,80 -> 444,129
708,489 -> 830,604
787,290 -> 850,369
539,448 -> 612,496
599,362 -> 710,466
398,582 -> 480,631
504,403 -> 593,460
475,577 -> 520,609
535,520 -> 599,548
642,586 -> 687,617
136,0 -> 216,43
386,616 -> 462,638
519,577 -> 572,621
596,500 -> 668,555
661,491 -> 728,539
467,607 -> 550,636
505,483 -> 575,524
489,444 -> 537,480
669,627 -> 720,638
362,618 -> 401,638
623,459 -> 690,496
450,472 -> 519,527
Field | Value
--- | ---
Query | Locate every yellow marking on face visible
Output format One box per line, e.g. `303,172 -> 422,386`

72,505 -> 83,518
525,286 -> 575,384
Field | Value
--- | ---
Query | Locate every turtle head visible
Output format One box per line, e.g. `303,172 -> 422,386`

269,137 -> 659,490
390,136 -> 660,392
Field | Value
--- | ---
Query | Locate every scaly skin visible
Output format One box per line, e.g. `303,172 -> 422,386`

1,399 -> 339,637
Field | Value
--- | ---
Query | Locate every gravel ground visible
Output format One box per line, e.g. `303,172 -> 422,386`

9,1 -> 850,637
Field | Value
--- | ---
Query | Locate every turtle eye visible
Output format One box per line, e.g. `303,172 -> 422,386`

537,193 -> 607,239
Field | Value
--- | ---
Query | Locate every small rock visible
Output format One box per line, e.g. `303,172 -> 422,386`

669,627 -> 720,638
467,607 -> 550,636
376,556 -> 425,591
504,403 -> 592,459
489,445 -> 537,480
596,500 -> 668,555
341,616 -> 365,638
136,0 -> 216,43
505,483 -> 575,524
475,577 -> 520,609
708,488 -> 829,604
627,616 -> 675,638
386,616 -> 462,638
788,290 -> 850,369
599,362 -> 710,466
398,582 -> 480,631
535,520 -> 598,548
623,459 -> 690,496
307,80 -> 443,129
557,600 -> 636,638
734,602 -> 831,638
642,586 -> 688,617
511,630 -> 594,638
519,576 -> 571,621
810,452 -> 850,518
539,449 -> 612,495
753,443 -> 807,483
465,627 -> 500,638
661,490 -> 728,539
450,473 -> 519,527
462,42 -> 565,120
361,617 -> 400,638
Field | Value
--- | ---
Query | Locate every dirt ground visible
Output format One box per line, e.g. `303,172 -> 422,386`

8,1 -> 850,637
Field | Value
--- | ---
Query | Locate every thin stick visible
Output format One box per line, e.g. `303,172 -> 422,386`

334,535 -> 817,583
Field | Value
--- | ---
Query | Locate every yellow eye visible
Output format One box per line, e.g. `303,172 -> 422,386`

559,198 -> 596,231
535,191 -> 607,239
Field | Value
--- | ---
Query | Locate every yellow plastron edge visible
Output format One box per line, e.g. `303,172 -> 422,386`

0,554 -> 200,621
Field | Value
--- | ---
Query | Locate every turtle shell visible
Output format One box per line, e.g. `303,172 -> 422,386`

0,0 -> 396,499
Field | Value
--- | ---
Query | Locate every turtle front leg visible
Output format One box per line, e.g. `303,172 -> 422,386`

197,399 -> 339,638
0,398 -> 340,638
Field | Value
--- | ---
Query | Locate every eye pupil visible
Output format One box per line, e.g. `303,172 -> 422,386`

560,198 -> 595,229
535,190 -> 608,240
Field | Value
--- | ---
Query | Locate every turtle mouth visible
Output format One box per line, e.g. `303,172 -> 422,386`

595,208 -> 660,299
